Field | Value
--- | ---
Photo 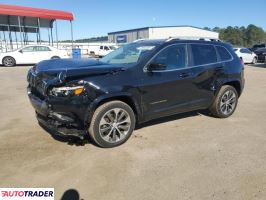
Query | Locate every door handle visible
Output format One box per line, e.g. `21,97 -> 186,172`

215,66 -> 223,71
179,72 -> 192,78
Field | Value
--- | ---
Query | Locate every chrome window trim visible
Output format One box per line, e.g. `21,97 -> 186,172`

143,43 -> 234,73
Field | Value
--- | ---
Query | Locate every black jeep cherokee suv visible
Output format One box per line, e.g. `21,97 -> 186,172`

27,39 -> 245,148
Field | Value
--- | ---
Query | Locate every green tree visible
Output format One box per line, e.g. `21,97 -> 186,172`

214,24 -> 266,47
219,26 -> 244,46
245,24 -> 265,46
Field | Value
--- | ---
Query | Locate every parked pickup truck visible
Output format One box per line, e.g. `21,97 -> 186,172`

88,44 -> 117,57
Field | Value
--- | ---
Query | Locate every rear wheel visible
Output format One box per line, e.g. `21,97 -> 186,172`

88,101 -> 136,148
252,57 -> 257,64
2,56 -> 16,67
209,85 -> 238,118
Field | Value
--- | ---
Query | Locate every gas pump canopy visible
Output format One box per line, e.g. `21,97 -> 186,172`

0,4 -> 74,51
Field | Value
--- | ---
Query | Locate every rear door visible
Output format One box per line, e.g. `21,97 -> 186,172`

34,46 -> 53,62
98,46 -> 104,56
240,48 -> 253,63
185,43 -> 220,108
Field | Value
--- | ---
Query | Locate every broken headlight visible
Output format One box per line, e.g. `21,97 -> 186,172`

50,85 -> 85,97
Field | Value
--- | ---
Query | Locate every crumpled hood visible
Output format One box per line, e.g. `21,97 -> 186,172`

34,58 -> 125,81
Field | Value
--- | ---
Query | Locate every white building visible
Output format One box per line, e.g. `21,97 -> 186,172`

108,26 -> 219,43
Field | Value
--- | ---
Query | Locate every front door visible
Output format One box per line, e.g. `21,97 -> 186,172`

17,46 -> 36,64
140,44 -> 199,119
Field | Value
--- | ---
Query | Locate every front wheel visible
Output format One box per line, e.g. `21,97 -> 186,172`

209,85 -> 238,118
88,101 -> 136,148
2,56 -> 16,67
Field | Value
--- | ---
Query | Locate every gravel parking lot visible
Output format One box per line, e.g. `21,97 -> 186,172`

0,65 -> 266,200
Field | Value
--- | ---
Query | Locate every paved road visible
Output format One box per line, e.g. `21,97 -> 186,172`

0,65 -> 266,200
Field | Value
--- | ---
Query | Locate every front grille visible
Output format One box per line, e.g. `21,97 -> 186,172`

30,86 -> 45,100
28,70 -> 49,98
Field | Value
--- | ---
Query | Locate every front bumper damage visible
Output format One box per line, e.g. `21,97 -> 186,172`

28,88 -> 87,139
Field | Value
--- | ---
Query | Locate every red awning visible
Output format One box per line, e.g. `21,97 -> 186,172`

0,4 -> 74,21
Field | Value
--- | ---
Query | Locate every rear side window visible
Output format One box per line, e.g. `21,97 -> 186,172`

22,46 -> 35,52
240,48 -> 251,54
216,46 -> 232,61
36,46 -> 51,51
191,44 -> 217,65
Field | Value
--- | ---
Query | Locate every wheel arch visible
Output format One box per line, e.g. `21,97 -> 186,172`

84,94 -> 142,126
223,81 -> 241,97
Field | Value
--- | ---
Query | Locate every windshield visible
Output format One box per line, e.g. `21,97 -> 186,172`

109,46 -> 117,50
100,43 -> 158,65
253,44 -> 265,48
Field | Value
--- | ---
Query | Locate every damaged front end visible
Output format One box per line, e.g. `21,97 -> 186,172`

27,67 -> 90,139
27,59 -> 125,139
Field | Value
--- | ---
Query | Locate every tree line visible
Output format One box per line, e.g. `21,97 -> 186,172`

60,36 -> 108,43
203,24 -> 266,47
60,24 -> 266,48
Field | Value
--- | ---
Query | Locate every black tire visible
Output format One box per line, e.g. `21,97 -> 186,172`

88,101 -> 136,148
2,56 -> 16,67
209,85 -> 238,118
51,56 -> 60,59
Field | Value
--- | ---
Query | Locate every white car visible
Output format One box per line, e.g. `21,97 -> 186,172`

234,48 -> 257,64
0,45 -> 69,67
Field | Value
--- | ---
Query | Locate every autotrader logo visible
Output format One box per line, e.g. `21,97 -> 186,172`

0,188 -> 54,200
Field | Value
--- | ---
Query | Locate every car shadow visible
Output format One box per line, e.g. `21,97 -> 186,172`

136,110 -> 208,129
60,189 -> 82,200
0,64 -> 34,67
38,110 -> 210,147
248,63 -> 266,68
38,122 -> 91,146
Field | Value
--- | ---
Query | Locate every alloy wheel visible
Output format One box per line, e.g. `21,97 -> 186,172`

219,90 -> 237,115
99,108 -> 131,143
3,57 -> 14,67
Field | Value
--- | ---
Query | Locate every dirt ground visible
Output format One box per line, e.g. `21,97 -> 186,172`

0,64 -> 266,200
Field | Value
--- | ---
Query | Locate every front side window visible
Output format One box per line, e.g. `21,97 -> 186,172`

104,46 -> 109,51
151,44 -> 187,70
21,46 -> 35,52
109,46 -> 116,50
100,42 -> 159,65
216,46 -> 232,61
191,44 -> 217,65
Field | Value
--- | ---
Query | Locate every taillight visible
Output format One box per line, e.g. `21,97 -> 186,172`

240,57 -> 244,67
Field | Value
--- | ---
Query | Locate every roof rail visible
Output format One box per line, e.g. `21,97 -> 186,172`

133,39 -> 146,43
166,37 -> 221,42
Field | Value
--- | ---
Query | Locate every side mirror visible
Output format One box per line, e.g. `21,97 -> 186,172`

147,63 -> 166,71
19,50 -> 23,53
